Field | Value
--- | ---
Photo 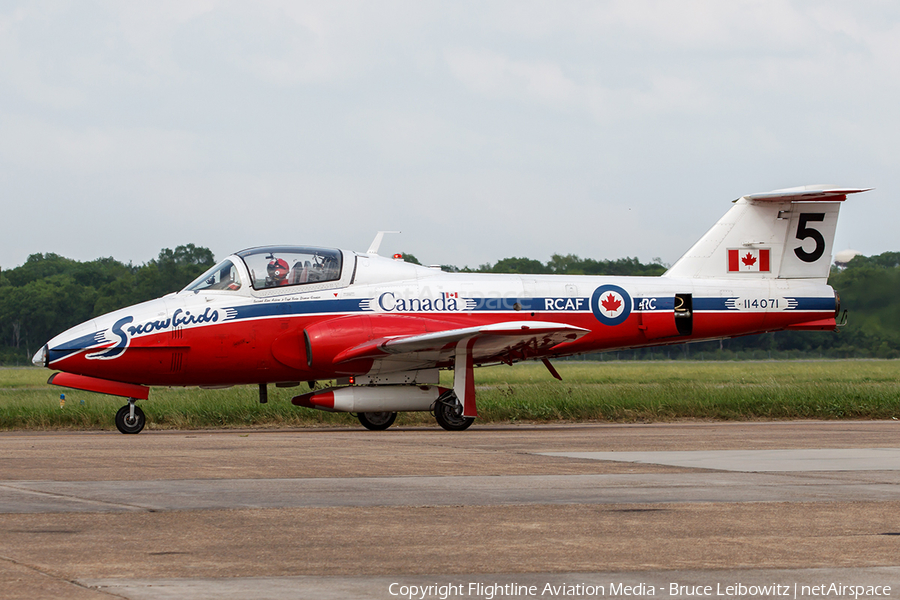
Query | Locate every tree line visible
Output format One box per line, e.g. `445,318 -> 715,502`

401,253 -> 668,277
0,245 -> 214,363
1,247 -> 897,364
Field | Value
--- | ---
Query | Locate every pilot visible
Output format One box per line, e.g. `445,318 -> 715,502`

266,258 -> 290,286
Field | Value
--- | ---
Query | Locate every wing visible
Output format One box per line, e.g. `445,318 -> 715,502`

333,320 -> 590,369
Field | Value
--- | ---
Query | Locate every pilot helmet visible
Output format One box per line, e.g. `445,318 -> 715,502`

267,258 -> 289,280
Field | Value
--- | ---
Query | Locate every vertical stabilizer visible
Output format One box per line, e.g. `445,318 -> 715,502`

664,185 -> 869,281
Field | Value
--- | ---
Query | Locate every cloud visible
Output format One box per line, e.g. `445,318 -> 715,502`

445,48 -> 582,107
0,112 -> 202,174
0,1 -> 898,269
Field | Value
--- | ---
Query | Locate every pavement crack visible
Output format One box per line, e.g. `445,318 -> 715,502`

0,553 -> 128,598
0,481 -> 153,512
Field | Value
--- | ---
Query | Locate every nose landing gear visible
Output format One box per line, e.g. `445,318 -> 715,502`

115,398 -> 146,434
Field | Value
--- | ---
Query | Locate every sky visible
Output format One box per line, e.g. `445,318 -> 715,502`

1,1 -> 898,271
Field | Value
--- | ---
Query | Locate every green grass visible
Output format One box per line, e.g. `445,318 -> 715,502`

473,360 -> 900,422
1,360 -> 898,431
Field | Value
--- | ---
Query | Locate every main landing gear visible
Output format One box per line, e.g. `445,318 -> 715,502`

355,393 -> 473,431
433,390 -> 474,432
115,398 -> 145,434
357,411 -> 398,431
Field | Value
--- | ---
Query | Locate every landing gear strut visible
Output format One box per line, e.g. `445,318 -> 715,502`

357,411 -> 398,431
115,398 -> 145,434
433,391 -> 474,431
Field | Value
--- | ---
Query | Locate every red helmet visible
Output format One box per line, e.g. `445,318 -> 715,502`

267,258 -> 289,280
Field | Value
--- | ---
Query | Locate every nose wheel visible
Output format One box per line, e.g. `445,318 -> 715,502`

115,399 -> 146,434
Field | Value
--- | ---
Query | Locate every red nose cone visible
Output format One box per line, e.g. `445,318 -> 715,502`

291,390 -> 335,409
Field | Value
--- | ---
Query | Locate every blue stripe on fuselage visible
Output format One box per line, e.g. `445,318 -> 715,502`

784,297 -> 835,311
48,330 -> 107,363
223,298 -> 367,320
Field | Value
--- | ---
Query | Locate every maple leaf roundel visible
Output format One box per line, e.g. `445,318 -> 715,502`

591,284 -> 632,326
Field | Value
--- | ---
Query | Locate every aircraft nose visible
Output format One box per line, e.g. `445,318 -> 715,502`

32,344 -> 48,368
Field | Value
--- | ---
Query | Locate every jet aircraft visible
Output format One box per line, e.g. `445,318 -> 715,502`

33,185 -> 868,433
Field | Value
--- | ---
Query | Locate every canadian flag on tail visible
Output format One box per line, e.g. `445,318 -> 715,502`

728,248 -> 770,272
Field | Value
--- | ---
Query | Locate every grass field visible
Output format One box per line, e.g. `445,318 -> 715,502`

1,360 -> 898,431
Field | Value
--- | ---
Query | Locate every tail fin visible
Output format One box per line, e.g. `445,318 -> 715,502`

664,185 -> 870,281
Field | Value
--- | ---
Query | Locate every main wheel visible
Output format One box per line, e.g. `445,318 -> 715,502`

433,393 -> 474,431
115,404 -> 146,434
357,411 -> 397,431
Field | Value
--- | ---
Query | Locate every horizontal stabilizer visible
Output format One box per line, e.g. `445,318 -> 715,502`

741,186 -> 871,203
785,318 -> 838,331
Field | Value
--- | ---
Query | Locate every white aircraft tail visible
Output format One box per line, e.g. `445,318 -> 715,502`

664,185 -> 870,281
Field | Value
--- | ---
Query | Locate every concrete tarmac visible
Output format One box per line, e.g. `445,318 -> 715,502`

1,421 -> 899,599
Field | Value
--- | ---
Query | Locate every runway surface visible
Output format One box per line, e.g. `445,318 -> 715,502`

1,421 -> 899,599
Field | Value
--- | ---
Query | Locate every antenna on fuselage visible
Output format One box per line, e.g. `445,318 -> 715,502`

367,231 -> 400,255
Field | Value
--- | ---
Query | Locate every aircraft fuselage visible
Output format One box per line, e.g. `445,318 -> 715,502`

41,260 -> 837,387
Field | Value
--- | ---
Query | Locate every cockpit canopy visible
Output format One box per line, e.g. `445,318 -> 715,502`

183,246 -> 344,294
184,259 -> 243,292
238,246 -> 343,290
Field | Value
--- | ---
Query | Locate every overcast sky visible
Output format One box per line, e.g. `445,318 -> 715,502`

2,1 -> 897,271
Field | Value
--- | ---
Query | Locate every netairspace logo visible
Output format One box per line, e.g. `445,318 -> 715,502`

387,580 -> 894,599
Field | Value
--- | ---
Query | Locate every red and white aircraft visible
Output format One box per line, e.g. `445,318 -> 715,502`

34,185 -> 867,433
